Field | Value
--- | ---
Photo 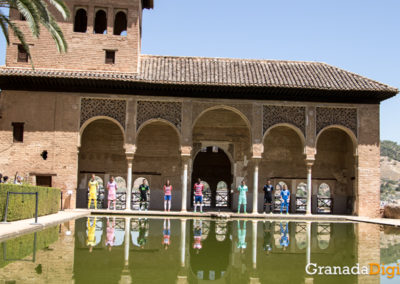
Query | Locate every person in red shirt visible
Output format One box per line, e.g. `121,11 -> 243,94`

193,178 -> 204,213
163,180 -> 172,212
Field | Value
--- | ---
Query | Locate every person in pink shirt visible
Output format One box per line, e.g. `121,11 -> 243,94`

107,176 -> 118,210
193,178 -> 204,213
105,217 -> 116,252
163,180 -> 172,212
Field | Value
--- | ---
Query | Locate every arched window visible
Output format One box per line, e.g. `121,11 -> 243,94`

94,9 -> 107,34
318,183 -> 331,197
274,181 -> 287,197
216,181 -> 228,207
114,11 -> 127,35
115,176 -> 126,192
296,182 -> 307,197
94,176 -> 104,190
74,8 -> 87,33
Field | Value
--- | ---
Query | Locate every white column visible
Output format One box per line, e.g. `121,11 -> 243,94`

252,220 -> 257,269
180,219 -> 187,267
124,217 -> 130,265
126,156 -> 133,211
181,160 -> 188,212
252,160 -> 260,214
306,221 -> 311,265
306,165 -> 312,215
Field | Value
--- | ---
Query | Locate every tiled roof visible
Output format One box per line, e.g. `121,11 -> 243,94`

138,55 -> 397,93
0,55 -> 397,95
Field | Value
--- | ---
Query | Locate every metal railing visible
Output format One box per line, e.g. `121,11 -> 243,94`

296,197 -> 307,212
1,192 -> 40,225
317,197 -> 333,213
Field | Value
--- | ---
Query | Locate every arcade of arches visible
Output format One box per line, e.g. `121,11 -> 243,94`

75,100 -> 379,217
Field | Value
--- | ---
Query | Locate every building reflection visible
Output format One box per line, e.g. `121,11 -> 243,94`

0,217 -> 381,283
70,218 -> 381,284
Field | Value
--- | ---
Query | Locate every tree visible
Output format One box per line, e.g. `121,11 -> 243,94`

0,0 -> 70,64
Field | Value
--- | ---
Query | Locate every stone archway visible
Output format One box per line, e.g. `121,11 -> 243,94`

191,146 -> 232,209
77,119 -> 126,208
314,127 -> 356,215
192,107 -> 251,211
261,125 -> 306,213
134,120 -> 181,210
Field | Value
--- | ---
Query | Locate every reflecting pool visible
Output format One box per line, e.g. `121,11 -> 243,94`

0,217 -> 399,283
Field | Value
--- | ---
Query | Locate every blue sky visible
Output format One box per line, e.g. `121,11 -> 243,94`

1,0 -> 399,143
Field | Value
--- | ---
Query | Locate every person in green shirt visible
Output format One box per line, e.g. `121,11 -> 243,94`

237,180 -> 248,214
138,178 -> 150,211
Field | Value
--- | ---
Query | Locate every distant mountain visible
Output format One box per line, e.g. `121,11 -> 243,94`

381,140 -> 400,162
380,140 -> 400,203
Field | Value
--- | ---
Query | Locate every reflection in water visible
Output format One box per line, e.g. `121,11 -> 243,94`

163,218 -> 171,250
86,217 -> 97,253
193,220 -> 203,253
1,218 -> 396,283
237,220 -> 247,251
279,222 -> 290,250
105,217 -> 115,251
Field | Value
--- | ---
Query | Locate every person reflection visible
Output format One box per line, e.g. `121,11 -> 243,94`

279,222 -> 290,251
105,217 -> 116,252
86,217 -> 97,253
162,218 -> 171,250
237,220 -> 247,253
137,218 -> 149,249
193,220 -> 203,254
263,221 -> 272,254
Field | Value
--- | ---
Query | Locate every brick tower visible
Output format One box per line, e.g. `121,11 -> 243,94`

5,0 -> 154,73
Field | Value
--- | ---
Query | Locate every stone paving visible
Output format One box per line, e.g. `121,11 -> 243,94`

0,210 -> 89,242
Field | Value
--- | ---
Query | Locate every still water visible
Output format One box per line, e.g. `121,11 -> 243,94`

0,217 -> 399,284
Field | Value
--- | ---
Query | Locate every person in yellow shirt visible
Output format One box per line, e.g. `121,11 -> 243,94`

86,217 -> 97,253
88,174 -> 99,209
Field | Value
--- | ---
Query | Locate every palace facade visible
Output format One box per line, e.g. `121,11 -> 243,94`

0,0 -> 397,217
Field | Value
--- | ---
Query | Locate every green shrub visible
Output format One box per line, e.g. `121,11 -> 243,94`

0,226 -> 59,268
0,184 -> 60,222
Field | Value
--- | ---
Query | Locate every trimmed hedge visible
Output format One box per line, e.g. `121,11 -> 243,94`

0,226 -> 59,268
0,184 -> 60,222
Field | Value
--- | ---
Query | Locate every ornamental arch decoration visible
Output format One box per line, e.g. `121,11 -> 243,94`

136,101 -> 182,132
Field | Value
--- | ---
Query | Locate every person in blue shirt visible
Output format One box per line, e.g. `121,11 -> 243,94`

279,222 -> 290,251
280,184 -> 290,214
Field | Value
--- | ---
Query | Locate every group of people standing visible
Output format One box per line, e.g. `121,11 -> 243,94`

87,174 -> 291,214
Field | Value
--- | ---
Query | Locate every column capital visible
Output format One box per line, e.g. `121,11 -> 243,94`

305,156 -> 315,167
252,143 -> 264,159
124,143 -> 136,156
180,146 -> 192,157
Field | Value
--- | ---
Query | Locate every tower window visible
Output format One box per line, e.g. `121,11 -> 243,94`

12,122 -> 24,142
17,45 -> 28,63
114,11 -> 127,36
20,13 -> 26,21
94,9 -> 107,34
105,50 -> 115,64
74,8 -> 87,33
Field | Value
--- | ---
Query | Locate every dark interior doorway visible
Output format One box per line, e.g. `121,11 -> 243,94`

191,146 -> 232,210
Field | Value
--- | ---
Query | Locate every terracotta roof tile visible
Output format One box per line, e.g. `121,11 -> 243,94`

0,54 -> 397,94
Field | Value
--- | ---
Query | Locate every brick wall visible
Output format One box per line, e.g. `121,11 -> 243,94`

6,0 -> 143,73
